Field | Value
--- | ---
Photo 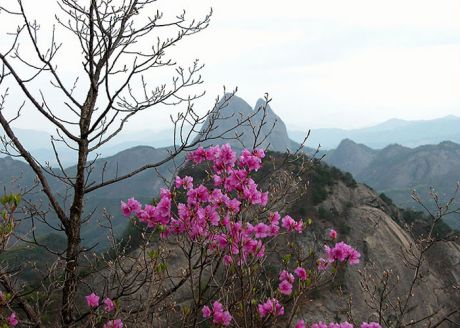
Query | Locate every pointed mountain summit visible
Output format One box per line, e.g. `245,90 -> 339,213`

196,94 -> 295,152
253,98 -> 293,151
325,139 -> 377,177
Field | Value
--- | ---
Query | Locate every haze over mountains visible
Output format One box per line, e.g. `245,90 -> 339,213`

1,94 -> 459,248
3,109 -> 459,164
324,139 -> 460,228
289,115 -> 460,149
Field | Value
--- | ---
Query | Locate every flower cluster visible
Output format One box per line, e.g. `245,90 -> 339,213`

121,189 -> 171,228
120,145 -> 363,328
278,270 -> 295,295
202,301 -> 232,326
295,321 -> 381,328
324,242 -> 361,265
7,313 -> 17,327
85,293 -> 121,327
0,291 -> 18,327
258,298 -> 284,318
315,230 -> 360,271
277,267 -> 309,296
121,145 -> 304,266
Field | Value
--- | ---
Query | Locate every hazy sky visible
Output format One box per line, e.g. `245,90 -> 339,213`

1,0 -> 459,133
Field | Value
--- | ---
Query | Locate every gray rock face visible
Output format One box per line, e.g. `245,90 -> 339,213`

300,181 -> 460,325
324,139 -> 460,229
196,94 -> 297,152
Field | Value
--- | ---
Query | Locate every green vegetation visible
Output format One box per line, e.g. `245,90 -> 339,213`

399,208 -> 453,238
379,192 -> 394,206
0,233 -> 66,282
308,160 -> 357,205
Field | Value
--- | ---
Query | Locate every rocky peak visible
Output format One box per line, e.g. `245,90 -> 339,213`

195,94 -> 295,152
325,139 -> 376,177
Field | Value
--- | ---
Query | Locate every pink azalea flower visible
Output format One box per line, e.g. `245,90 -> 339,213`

294,267 -> 308,281
225,198 -> 241,213
213,174 -> 223,186
329,229 -> 337,239
260,191 -> 269,206
213,310 -> 232,326
127,197 -> 141,212
212,301 -> 224,313
269,211 -> 281,224
7,312 -> 18,327
279,280 -> 293,295
215,234 -> 228,249
253,148 -> 265,159
103,298 -> 115,312
258,298 -> 284,318
207,301 -> 232,326
120,201 -> 131,217
281,215 -> 296,231
269,224 -> 280,236
295,320 -> 306,328
223,255 -> 233,266
279,270 -> 295,283
325,242 -> 361,265
294,220 -> 303,233
347,248 -> 361,265
85,293 -> 100,308
202,305 -> 212,318
256,242 -> 265,258
187,146 -> 206,164
175,176 -> 193,189
254,223 -> 270,238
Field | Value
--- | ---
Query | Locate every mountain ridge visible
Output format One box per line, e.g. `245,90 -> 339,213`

289,115 -> 460,149
325,139 -> 460,229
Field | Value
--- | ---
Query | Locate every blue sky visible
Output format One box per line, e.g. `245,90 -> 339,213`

1,0 -> 459,132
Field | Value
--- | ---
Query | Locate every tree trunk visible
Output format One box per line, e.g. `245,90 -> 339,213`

61,139 -> 88,324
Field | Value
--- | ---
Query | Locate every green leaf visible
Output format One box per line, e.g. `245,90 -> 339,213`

155,262 -> 167,273
282,254 -> 291,264
148,250 -> 159,260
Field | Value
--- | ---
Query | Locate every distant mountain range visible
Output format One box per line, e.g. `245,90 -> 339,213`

289,115 -> 460,149
1,95 -> 459,248
0,127 -> 176,167
0,145 -> 178,248
3,111 -> 459,164
324,139 -> 460,228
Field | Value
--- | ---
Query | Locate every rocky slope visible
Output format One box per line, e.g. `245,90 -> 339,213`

112,153 -> 460,326
325,140 -> 460,229
303,180 -> 460,325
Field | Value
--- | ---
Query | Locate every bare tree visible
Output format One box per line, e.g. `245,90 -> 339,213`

0,1 -> 263,325
358,186 -> 460,327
